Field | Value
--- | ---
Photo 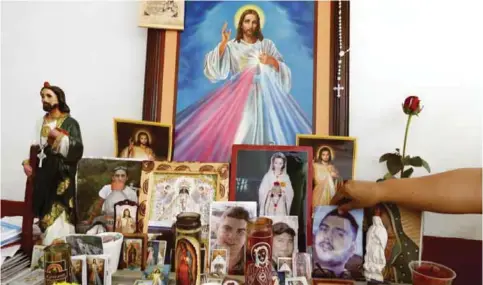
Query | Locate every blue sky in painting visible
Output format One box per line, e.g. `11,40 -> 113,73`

176,1 -> 315,123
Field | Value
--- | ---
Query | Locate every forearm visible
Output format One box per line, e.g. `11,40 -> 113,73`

218,42 -> 227,57
378,168 -> 482,214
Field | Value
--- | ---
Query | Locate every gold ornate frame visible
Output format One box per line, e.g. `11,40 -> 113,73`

142,170 -> 220,233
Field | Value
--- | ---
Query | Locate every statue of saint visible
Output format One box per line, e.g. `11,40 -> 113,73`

363,206 -> 388,283
22,82 -> 83,245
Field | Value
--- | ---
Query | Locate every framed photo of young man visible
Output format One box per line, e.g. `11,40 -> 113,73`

229,144 -> 313,248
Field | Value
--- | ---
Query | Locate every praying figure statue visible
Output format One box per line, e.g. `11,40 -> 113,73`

22,82 -> 83,245
363,206 -> 388,283
259,152 -> 294,216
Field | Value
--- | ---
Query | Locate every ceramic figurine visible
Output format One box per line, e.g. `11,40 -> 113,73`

363,206 -> 388,283
22,82 -> 83,245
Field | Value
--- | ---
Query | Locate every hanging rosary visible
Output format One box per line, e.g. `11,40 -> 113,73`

334,0 -> 350,98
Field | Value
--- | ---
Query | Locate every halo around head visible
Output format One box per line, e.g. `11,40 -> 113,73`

234,4 -> 265,30
134,128 -> 153,144
316,145 -> 335,160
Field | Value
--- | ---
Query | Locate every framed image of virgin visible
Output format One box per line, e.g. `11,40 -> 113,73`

296,135 -> 356,209
174,1 -> 318,162
114,118 -> 172,161
230,145 -> 313,249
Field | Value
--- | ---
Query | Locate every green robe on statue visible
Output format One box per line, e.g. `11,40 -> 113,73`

32,114 -> 83,245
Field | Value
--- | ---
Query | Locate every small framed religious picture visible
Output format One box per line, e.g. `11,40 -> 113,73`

292,252 -> 312,279
138,0 -> 185,31
230,144 -> 313,248
120,233 -> 148,271
278,257 -> 293,273
296,135 -> 356,208
114,118 -> 173,161
285,277 -> 309,285
210,248 -> 228,276
114,199 -> 139,234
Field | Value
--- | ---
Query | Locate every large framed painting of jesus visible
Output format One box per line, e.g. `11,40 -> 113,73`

174,1 -> 318,162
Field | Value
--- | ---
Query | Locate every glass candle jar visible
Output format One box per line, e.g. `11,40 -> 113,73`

245,217 -> 273,285
175,212 -> 202,285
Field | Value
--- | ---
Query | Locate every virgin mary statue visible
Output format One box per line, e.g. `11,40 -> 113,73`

258,152 -> 294,216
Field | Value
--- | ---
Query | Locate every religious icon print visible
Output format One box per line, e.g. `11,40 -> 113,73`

86,255 -> 107,285
138,0 -> 185,30
292,252 -> 312,279
230,145 -> 313,248
174,1 -> 316,162
114,118 -> 172,161
114,200 -> 139,234
121,235 -> 147,271
210,248 -> 228,276
176,238 -> 198,285
296,135 -> 356,209
75,158 -> 142,234
144,171 -> 219,242
71,255 -> 86,285
312,206 -> 363,280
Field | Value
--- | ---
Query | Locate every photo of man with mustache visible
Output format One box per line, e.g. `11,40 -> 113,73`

312,207 -> 363,279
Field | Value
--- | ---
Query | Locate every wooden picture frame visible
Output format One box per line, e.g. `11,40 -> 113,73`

120,233 -> 148,271
229,144 -> 314,248
114,199 -> 139,234
141,1 -> 350,137
286,277 -> 309,285
113,118 -> 173,161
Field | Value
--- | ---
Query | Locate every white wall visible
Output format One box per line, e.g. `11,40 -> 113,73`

1,1 -> 482,240
1,1 -> 147,199
350,0 -> 483,240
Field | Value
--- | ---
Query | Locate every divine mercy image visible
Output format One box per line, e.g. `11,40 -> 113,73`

174,1 -> 315,162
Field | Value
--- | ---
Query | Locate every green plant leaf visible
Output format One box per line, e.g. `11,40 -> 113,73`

409,156 -> 423,167
383,172 -> 395,180
402,167 -> 414,178
421,159 -> 431,173
386,153 -> 403,175
402,155 -> 412,165
379,153 -> 392,163
376,178 -> 385,183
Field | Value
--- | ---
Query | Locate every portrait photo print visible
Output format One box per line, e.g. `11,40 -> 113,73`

296,135 -> 356,208
312,206 -> 363,280
75,158 -> 142,234
114,118 -> 172,161
230,145 -> 313,248
209,201 -> 257,275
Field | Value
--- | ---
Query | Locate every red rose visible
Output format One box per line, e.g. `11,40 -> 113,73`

402,95 -> 422,115
43,81 -> 50,88
273,181 -> 280,186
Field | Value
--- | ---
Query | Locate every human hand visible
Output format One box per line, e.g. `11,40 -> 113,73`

221,22 -> 231,44
259,53 -> 270,65
330,180 -> 383,213
23,164 -> 32,176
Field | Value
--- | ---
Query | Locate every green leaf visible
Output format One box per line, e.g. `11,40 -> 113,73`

409,156 -> 423,167
379,153 -> 393,163
383,173 -> 395,180
401,167 -> 414,178
376,178 -> 385,183
386,153 -> 403,175
421,159 -> 431,173
402,155 -> 411,166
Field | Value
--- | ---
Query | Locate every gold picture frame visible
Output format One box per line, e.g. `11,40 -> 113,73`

138,161 -> 230,233
143,170 -> 220,237
113,118 -> 173,161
